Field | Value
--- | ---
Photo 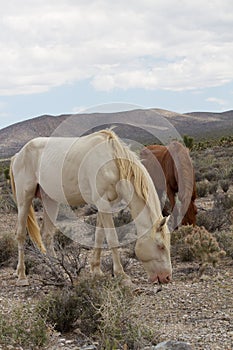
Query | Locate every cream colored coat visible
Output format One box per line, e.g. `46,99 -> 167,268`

10,129 -> 172,286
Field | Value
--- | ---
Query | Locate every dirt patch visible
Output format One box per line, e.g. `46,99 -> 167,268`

0,212 -> 232,349
0,212 -> 17,234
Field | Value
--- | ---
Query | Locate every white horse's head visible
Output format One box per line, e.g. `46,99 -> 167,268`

135,216 -> 172,284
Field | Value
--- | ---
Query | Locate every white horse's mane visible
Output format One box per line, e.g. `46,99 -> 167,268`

100,129 -> 161,225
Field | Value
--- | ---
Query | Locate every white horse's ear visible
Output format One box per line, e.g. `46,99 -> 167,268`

158,217 -> 167,230
158,215 -> 171,232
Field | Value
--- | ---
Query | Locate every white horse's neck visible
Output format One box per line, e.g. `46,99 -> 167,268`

127,190 -> 161,239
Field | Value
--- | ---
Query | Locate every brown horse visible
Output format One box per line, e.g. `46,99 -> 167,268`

141,141 -> 197,228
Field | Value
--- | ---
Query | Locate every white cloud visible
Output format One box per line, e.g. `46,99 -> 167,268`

206,97 -> 227,107
0,0 -> 233,95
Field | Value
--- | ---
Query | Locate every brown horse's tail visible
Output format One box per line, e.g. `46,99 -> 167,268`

9,158 -> 46,253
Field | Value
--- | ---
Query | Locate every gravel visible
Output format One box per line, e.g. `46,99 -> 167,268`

0,213 -> 232,350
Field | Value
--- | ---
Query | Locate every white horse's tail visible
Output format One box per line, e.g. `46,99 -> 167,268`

9,158 -> 46,253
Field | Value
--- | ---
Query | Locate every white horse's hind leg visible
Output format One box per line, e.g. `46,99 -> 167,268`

41,210 -> 57,256
41,196 -> 58,257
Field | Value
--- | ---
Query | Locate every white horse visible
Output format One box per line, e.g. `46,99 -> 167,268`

10,129 -> 172,286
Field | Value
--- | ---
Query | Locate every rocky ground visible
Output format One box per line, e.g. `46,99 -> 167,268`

0,213 -> 232,350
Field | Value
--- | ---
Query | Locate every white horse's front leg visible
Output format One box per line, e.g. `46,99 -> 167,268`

16,243 -> 29,286
91,213 -> 105,276
99,212 -> 131,280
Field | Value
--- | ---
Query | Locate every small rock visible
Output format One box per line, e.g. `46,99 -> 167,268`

58,338 -> 66,344
80,345 -> 98,350
153,340 -> 193,349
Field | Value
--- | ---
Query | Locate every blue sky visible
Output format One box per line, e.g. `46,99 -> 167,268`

0,0 -> 233,129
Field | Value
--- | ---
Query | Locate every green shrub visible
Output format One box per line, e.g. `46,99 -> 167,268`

196,181 -> 209,197
183,135 -> 194,150
208,181 -> 218,195
171,225 -> 195,262
197,209 -> 229,233
219,179 -> 230,193
97,279 -> 152,349
227,166 -> 233,180
196,193 -> 232,232
38,276 -> 154,348
38,281 -> 101,334
25,242 -> 87,287
214,193 -> 233,210
0,232 -> 17,265
0,303 -> 48,348
0,191 -> 17,212
3,167 -> 10,181
194,169 -> 203,182
213,230 -> 233,259
205,170 -> 218,182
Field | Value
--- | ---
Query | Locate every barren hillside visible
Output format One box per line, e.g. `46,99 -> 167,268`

0,109 -> 233,158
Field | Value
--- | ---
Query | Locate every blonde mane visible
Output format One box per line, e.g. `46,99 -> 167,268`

100,129 -> 161,225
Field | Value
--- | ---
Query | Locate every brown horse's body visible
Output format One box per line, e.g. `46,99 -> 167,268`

141,141 -> 197,227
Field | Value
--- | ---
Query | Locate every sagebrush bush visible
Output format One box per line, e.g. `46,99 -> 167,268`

196,211 -> 216,232
0,303 -> 48,348
185,226 -> 226,275
208,181 -> 218,195
213,230 -> 233,259
170,225 -> 195,262
205,170 -> 218,182
196,181 -> 209,197
0,191 -> 17,212
38,280 -> 102,334
214,193 -> 233,210
227,166 -> 233,180
196,193 -> 233,232
219,179 -> 230,193
97,279 -> 152,349
0,231 -> 17,265
38,276 -> 153,349
26,242 -> 87,287
194,169 -> 203,182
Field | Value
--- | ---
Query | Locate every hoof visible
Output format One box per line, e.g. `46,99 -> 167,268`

114,272 -> 133,287
121,278 -> 134,288
91,268 -> 104,277
16,278 -> 29,286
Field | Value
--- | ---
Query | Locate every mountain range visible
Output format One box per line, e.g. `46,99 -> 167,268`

0,108 -> 233,159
